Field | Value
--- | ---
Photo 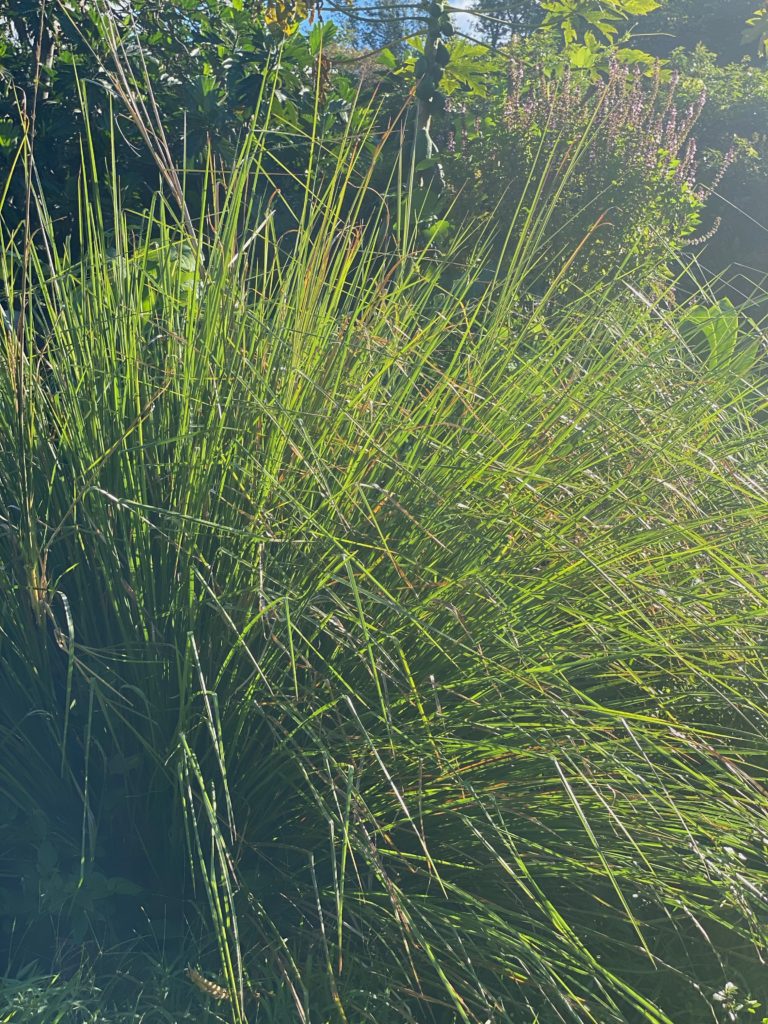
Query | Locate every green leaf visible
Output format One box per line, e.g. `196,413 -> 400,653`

681,299 -> 755,379
702,298 -> 740,367
308,22 -> 332,56
620,0 -> 660,13
612,47 -> 658,67
377,47 -> 397,69
743,9 -> 768,57
569,44 -> 598,67
439,39 -> 501,97
426,218 -> 452,241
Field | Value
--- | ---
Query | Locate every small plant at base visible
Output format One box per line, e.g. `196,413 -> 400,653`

713,982 -> 763,1022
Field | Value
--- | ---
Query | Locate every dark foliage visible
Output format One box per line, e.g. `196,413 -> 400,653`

0,1 -> 359,240
637,0 -> 758,64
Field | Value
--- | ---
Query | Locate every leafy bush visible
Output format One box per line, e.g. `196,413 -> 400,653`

0,2 -> 357,239
637,0 -> 758,63
2,101 -> 768,1024
440,47 -> 707,291
668,45 -> 768,300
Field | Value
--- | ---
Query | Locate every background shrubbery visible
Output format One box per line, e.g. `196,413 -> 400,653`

671,45 -> 768,298
440,49 -> 706,292
1,0 -> 765,293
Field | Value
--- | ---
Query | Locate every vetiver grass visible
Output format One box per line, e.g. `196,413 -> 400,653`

1,97 -> 768,1024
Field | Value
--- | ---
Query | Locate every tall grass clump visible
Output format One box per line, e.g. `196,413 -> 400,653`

1,98 -> 768,1024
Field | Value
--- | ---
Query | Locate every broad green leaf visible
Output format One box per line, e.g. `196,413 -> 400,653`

377,47 -> 398,69
569,44 -> 598,67
620,0 -> 661,13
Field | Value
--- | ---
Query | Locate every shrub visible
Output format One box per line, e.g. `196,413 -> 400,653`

669,45 -> 768,301
441,49 -> 707,293
0,3 -> 356,241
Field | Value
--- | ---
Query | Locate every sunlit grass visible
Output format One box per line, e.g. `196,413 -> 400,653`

1,101 -> 767,1024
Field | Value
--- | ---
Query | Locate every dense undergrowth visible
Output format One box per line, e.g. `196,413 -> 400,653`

1,98 -> 768,1024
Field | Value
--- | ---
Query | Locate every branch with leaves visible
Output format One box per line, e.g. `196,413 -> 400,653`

744,3 -> 768,57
